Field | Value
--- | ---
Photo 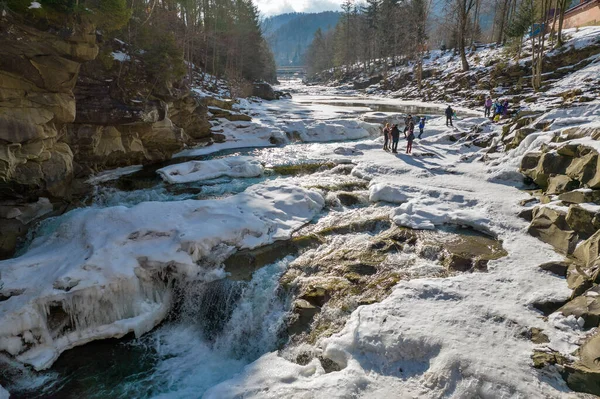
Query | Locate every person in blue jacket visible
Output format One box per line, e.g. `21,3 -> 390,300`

418,117 -> 426,139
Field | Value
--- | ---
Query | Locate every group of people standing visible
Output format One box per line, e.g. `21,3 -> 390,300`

382,114 -> 426,155
484,96 -> 509,121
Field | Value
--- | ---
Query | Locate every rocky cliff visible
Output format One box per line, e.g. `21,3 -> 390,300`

0,15 -> 213,258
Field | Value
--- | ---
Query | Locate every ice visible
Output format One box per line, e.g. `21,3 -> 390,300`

87,165 -> 143,184
157,156 -> 264,184
0,183 -> 324,370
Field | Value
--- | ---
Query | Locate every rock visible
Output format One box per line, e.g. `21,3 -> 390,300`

567,263 -> 595,298
274,91 -> 292,99
336,192 -> 365,207
445,253 -> 474,272
530,328 -> 550,344
353,75 -> 382,90
528,205 -> 578,254
509,128 -> 537,149
547,175 -> 579,195
518,208 -> 534,222
539,261 -> 570,277
532,349 -> 567,368
566,205 -> 600,239
563,333 -> 600,396
287,299 -> 319,336
252,82 -> 276,100
559,294 -> 600,329
169,95 -> 212,139
201,97 -> 235,110
559,189 -> 600,204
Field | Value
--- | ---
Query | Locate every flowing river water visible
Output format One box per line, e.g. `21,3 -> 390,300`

0,81 -> 471,398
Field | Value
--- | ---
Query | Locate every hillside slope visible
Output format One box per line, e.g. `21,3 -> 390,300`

263,12 -> 341,66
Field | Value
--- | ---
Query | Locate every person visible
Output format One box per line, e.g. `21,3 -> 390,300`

382,123 -> 391,151
391,124 -> 400,153
406,122 -> 415,154
502,99 -> 509,116
404,114 -> 413,135
484,96 -> 492,117
493,99 -> 502,116
445,105 -> 454,127
418,117 -> 426,139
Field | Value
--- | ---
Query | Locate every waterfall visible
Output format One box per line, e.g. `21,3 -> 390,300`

3,258 -> 293,399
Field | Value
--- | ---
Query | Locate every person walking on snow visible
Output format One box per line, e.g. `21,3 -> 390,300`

404,114 -> 413,135
502,99 -> 509,116
391,124 -> 400,153
418,117 -> 426,139
445,105 -> 454,127
406,122 -> 415,154
382,123 -> 391,151
484,96 -> 492,117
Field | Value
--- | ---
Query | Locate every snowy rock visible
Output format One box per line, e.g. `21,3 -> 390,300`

369,183 -> 409,204
157,156 -> 264,184
283,120 -> 380,143
0,183 -> 324,370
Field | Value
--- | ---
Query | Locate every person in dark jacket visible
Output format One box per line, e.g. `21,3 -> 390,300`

406,123 -> 415,154
391,124 -> 400,153
484,97 -> 492,117
445,106 -> 454,127
403,114 -> 413,134
382,123 -> 391,151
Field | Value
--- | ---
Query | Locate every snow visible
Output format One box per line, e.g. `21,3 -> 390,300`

157,156 -> 264,184
111,51 -> 130,62
0,184 -> 324,370
28,1 -> 41,8
369,183 -> 409,204
0,385 -> 8,399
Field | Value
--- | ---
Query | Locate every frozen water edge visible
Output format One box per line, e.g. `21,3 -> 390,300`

0,183 -> 324,371
157,156 -> 264,184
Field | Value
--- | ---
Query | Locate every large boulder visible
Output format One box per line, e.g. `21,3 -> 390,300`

528,205 -> 578,254
252,82 -> 276,100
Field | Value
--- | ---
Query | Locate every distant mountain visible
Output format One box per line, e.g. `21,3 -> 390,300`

262,12 -> 342,67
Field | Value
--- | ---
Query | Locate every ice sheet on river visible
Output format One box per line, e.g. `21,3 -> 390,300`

157,156 -> 264,184
0,183 -> 324,370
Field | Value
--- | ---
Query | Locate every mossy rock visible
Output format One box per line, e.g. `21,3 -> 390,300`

271,162 -> 337,176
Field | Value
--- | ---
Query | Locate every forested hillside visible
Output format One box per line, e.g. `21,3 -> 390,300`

4,0 -> 276,85
305,0 -> 573,92
262,12 -> 341,66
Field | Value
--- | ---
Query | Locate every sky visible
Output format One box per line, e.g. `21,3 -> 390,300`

254,0 -> 345,17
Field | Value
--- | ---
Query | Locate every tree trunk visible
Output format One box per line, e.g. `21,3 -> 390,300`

557,0 -> 567,46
